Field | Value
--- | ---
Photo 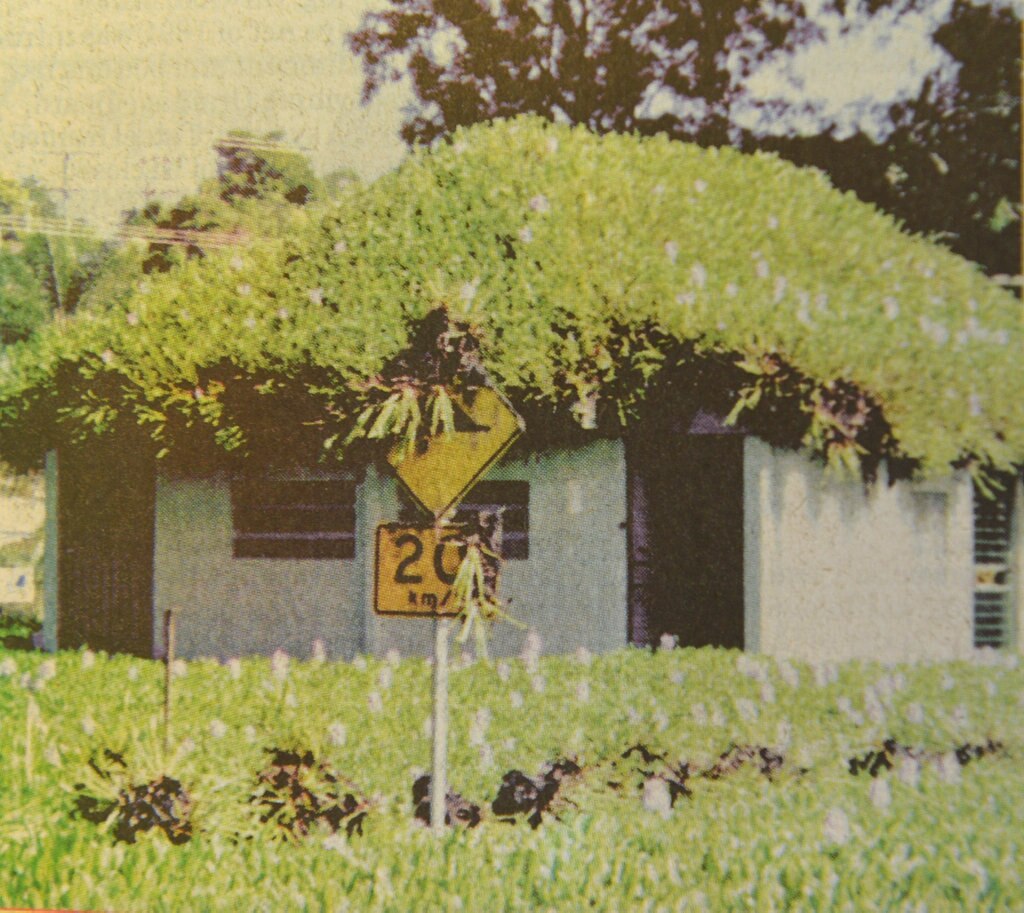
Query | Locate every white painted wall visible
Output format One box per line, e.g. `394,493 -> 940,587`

153,470 -> 365,661
152,440 -> 629,661
743,438 -> 976,662
140,436 -> 1002,663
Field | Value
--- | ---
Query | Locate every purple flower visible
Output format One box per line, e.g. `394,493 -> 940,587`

270,649 -> 289,680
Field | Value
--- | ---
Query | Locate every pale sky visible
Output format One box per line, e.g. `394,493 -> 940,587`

0,0 -> 410,227
0,0 -> 973,229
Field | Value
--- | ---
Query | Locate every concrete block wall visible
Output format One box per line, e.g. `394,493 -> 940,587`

743,437 -> 977,662
152,439 -> 629,661
153,469 -> 365,660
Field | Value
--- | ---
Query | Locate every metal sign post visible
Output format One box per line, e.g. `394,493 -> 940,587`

163,609 -> 176,757
430,615 -> 450,833
374,380 -> 524,835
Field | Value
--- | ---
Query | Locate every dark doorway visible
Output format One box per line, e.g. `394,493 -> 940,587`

58,438 -> 155,656
627,432 -> 745,649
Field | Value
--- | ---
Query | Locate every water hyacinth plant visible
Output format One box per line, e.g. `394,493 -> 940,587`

0,118 -> 1019,489
0,634 -> 1020,910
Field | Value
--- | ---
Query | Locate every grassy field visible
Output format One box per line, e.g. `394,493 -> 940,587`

0,622 -> 1021,912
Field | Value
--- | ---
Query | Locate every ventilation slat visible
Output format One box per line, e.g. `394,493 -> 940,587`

972,480 -> 1015,650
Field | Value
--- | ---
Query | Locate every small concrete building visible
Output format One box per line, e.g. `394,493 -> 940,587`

12,118 -> 1020,665
42,418 -> 1022,663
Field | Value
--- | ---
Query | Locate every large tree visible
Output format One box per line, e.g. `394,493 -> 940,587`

752,0 -> 1020,279
349,0 -> 821,146
349,0 -> 1020,277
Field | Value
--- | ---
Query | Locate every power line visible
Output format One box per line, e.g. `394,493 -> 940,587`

213,136 -> 311,155
0,214 -> 253,248
0,136 -> 313,245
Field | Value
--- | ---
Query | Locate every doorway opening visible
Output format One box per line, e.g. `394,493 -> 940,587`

627,429 -> 745,649
58,438 -> 155,657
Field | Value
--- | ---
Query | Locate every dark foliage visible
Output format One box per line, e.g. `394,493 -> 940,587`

848,737 -> 1004,777
757,0 -> 1021,278
350,0 -> 1020,276
349,0 -> 816,147
621,744 -> 692,805
377,306 -> 490,393
701,744 -> 786,780
490,757 -> 581,828
412,774 -> 482,828
251,747 -> 370,839
72,749 -> 194,845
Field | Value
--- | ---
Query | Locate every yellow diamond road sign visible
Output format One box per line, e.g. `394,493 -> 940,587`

388,386 -> 524,519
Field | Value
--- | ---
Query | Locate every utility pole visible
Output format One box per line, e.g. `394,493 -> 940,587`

61,152 -> 70,231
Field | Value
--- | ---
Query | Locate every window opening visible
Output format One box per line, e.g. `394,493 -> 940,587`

231,479 -> 356,559
399,480 -> 529,560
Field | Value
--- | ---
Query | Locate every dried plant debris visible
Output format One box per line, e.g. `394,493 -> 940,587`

619,744 -> 693,808
621,743 -> 666,765
251,748 -> 370,839
848,738 -> 1004,777
412,775 -> 482,828
491,758 -> 582,828
954,739 -> 1004,767
72,749 -> 193,845
848,738 -> 914,777
701,744 -> 785,781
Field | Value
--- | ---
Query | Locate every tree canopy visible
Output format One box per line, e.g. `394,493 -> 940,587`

349,0 -> 1021,278
0,176 -> 108,344
0,118 -> 1019,482
754,0 -> 1021,279
349,0 -> 819,146
123,131 -> 349,275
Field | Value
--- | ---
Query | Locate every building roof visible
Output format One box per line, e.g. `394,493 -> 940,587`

0,116 -> 1020,478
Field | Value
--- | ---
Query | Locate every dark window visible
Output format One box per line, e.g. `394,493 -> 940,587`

231,479 -> 356,559
399,480 -> 529,560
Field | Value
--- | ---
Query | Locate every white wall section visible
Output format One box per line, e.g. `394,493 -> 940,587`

744,438 -> 975,662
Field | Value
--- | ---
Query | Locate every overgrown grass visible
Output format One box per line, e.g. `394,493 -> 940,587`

0,644 -> 1020,911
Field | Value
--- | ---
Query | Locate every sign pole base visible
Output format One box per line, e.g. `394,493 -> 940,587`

430,616 -> 450,834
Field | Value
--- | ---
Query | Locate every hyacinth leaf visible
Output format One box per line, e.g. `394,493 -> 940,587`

366,393 -> 402,440
428,386 -> 455,438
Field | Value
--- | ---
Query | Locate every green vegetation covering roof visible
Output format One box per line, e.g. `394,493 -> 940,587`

0,116 -> 1020,479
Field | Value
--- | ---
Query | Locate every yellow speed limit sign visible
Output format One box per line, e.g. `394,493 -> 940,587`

374,524 -> 469,616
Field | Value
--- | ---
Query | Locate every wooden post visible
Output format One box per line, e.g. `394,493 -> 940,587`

430,616 -> 450,833
25,698 -> 38,786
163,609 -> 176,757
